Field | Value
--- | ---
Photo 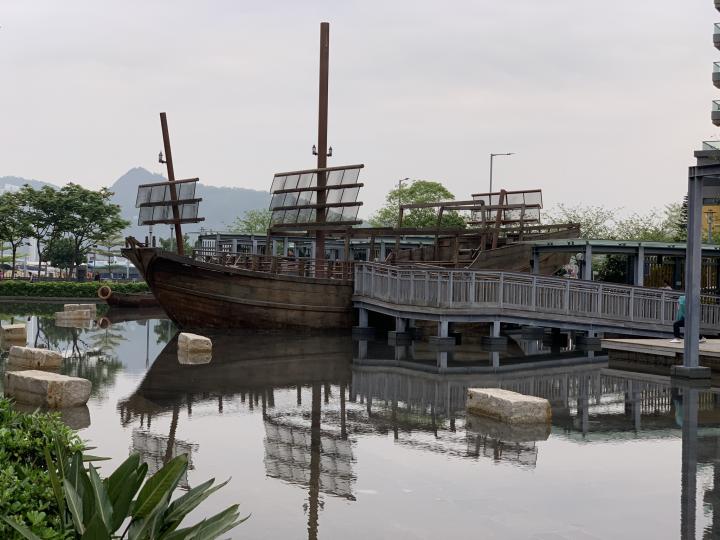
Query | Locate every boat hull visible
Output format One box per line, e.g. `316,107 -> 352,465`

121,247 -> 354,330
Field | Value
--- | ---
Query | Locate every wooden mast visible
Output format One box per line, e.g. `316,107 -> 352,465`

315,22 -> 330,268
160,112 -> 185,256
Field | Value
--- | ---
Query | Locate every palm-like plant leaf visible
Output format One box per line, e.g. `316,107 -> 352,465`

1,517 -> 43,540
88,464 -> 114,530
63,478 -> 85,535
132,454 -> 188,519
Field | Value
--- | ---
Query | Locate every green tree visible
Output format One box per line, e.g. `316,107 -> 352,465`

369,180 -> 465,229
230,208 -> 272,234
21,185 -> 64,277
0,191 -> 33,278
55,184 -> 129,277
543,204 -> 616,239
43,237 -> 86,277
544,203 -> 678,241
159,233 -> 194,254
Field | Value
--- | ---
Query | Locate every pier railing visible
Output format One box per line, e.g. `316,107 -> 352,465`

354,263 -> 720,330
193,249 -> 354,280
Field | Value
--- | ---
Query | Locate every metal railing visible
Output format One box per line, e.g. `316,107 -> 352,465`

192,249 -> 354,280
354,263 -> 720,330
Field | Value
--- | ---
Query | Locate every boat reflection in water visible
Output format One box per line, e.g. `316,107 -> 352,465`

117,329 -> 720,538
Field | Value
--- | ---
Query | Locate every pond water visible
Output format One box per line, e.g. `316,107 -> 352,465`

1,305 -> 719,539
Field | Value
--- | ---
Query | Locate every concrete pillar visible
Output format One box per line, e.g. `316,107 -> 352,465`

251,237 -> 258,255
357,340 -> 367,360
215,233 -> 221,256
437,351 -> 448,370
358,308 -> 369,327
231,238 -> 238,255
283,238 -> 289,257
490,351 -> 500,368
680,386 -> 699,539
675,172 -> 709,377
395,318 -> 407,332
635,246 -> 645,287
492,320 -> 501,337
532,249 -> 540,275
583,244 -> 593,281
438,320 -> 449,338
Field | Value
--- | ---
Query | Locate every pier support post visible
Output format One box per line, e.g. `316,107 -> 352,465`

674,168 -> 711,378
388,317 -> 411,344
428,320 -> 455,349
583,244 -> 593,281
492,320 -> 501,337
532,249 -> 540,275
352,307 -> 375,339
635,246 -> 645,287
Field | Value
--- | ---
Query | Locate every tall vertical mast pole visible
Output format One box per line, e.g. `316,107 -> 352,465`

315,22 -> 330,267
160,112 -> 185,256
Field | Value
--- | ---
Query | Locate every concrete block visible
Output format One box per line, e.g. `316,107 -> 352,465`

178,332 -> 212,355
351,326 -> 376,340
1,324 -> 27,342
387,331 -> 412,345
54,314 -> 94,329
428,336 -> 456,350
481,336 -> 508,351
64,303 -> 97,314
7,346 -> 62,371
466,388 -> 551,424
4,370 -> 91,408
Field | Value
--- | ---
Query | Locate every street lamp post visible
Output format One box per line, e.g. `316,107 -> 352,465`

489,152 -> 515,193
397,177 -> 409,225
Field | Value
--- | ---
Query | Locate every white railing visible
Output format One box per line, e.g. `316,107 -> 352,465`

354,263 -> 720,330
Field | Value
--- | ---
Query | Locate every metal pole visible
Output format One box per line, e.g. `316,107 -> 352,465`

315,22 -> 330,270
489,154 -> 494,193
160,112 -> 184,256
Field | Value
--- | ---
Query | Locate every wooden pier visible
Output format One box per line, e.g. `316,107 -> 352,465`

353,263 -> 720,338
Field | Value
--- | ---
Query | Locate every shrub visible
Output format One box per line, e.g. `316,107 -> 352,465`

0,398 -> 84,539
0,281 -> 148,298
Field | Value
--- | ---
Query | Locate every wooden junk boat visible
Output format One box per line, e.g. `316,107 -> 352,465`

123,23 -> 579,331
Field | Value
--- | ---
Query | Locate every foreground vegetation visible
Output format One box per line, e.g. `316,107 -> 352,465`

0,281 -> 148,298
0,399 -> 84,538
0,398 -> 246,539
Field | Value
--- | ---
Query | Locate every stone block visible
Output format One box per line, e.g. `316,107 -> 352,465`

178,332 -> 212,354
4,370 -> 91,408
1,324 -> 27,342
466,412 -> 551,443
178,350 -> 212,365
7,346 -> 63,371
466,388 -> 551,424
64,303 -> 97,314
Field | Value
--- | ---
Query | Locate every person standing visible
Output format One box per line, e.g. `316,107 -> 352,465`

670,294 -> 706,343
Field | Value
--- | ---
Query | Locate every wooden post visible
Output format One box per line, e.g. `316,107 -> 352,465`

315,22 -> 330,271
160,112 -> 184,255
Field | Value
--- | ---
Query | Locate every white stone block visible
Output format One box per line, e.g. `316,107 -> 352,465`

178,333 -> 212,354
465,412 -> 551,442
4,370 -> 91,408
64,303 -> 97,314
56,309 -> 93,319
466,388 -> 551,424
7,346 -> 63,371
177,350 -> 212,365
1,324 -> 27,342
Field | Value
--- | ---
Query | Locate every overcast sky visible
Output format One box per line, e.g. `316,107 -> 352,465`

1,0 -> 718,217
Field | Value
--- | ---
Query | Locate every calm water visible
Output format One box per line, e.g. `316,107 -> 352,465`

2,305 -> 720,539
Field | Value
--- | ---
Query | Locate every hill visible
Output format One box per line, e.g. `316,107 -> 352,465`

0,169 -> 271,240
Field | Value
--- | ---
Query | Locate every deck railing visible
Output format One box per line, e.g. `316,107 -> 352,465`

354,263 -> 720,330
192,249 -> 354,280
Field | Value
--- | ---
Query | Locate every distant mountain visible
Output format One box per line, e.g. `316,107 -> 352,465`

1,168 -> 271,240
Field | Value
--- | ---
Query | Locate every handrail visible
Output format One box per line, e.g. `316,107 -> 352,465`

353,262 -> 720,330
192,248 -> 354,280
